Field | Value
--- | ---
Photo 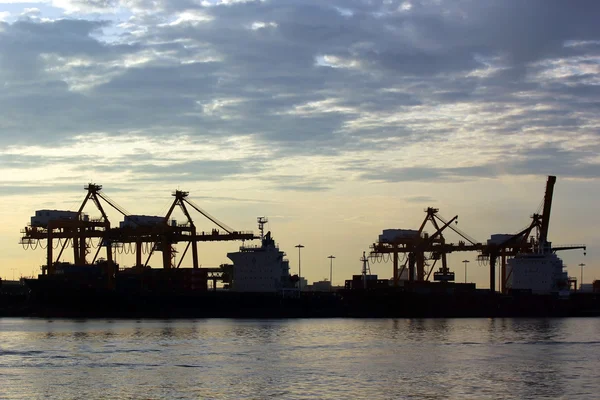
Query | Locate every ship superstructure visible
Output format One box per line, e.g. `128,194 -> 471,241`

506,252 -> 569,294
227,217 -> 291,292
492,176 -> 579,295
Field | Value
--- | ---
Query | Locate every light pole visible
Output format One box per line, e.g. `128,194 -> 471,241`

462,260 -> 470,283
10,268 -> 17,281
579,263 -> 585,290
295,244 -> 304,292
328,255 -> 336,291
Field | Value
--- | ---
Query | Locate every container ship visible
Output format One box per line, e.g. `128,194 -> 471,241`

4,176 -> 600,318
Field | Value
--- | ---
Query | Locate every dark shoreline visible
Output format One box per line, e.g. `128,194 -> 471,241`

3,291 -> 600,319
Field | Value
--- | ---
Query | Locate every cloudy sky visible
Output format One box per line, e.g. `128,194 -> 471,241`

0,0 -> 598,287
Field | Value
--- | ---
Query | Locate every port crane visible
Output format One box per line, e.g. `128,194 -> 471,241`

479,175 -> 586,293
371,176 -> 585,293
109,190 -> 256,269
21,184 -> 257,275
20,184 -> 124,274
370,207 -> 483,286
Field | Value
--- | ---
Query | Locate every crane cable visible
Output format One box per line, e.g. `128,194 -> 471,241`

87,238 -> 97,249
535,196 -> 544,215
184,198 -> 234,234
97,191 -> 130,216
435,213 -> 479,245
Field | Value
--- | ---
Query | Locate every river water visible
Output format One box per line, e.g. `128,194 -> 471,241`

0,318 -> 599,399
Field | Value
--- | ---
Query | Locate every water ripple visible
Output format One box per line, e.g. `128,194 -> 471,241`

0,318 -> 599,399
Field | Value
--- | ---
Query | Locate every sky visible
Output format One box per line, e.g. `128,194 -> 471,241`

0,0 -> 598,288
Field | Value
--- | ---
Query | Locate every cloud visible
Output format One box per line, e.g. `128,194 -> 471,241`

274,184 -> 331,192
405,195 -> 436,203
359,144 -> 600,183
125,158 -> 268,182
0,184 -> 77,196
0,0 -> 48,3
256,174 -> 333,192
51,0 -> 119,14
0,0 -> 599,189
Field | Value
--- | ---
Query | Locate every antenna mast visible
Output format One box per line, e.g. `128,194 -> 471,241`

257,217 -> 268,241
361,251 -> 371,289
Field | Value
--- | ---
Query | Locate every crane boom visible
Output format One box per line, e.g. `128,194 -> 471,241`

539,175 -> 556,248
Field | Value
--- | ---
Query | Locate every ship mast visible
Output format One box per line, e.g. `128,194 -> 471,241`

257,217 -> 268,241
361,251 -> 371,289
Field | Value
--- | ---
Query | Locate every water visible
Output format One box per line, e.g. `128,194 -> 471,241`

0,318 -> 599,399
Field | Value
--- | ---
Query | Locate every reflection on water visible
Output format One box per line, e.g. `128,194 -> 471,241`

0,318 -> 599,399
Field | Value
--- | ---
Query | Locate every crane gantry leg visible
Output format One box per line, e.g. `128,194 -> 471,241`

393,246 -> 399,286
490,255 -> 496,293
408,253 -> 415,282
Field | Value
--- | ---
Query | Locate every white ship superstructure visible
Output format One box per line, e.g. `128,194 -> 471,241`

506,251 -> 568,294
227,217 -> 291,292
